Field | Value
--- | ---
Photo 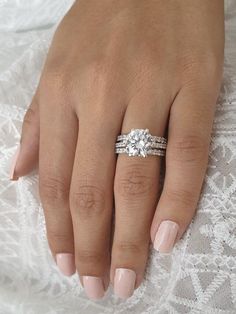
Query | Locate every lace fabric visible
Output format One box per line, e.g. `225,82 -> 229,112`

0,0 -> 236,313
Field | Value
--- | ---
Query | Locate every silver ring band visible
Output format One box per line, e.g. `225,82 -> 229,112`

115,129 -> 167,157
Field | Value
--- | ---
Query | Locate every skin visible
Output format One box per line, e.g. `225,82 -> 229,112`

13,0 -> 224,298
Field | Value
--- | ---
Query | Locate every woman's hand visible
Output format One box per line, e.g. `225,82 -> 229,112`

10,0 -> 224,300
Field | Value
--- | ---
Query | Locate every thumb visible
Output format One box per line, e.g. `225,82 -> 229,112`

10,95 -> 39,180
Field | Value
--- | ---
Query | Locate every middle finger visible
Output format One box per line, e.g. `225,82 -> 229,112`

70,109 -> 123,300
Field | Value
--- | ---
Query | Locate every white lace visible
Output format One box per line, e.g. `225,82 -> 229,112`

0,0 -> 236,313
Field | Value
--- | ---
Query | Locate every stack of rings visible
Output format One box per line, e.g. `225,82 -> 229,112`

115,128 -> 167,157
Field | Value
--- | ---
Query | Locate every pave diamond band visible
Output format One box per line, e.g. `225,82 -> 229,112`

115,147 -> 166,157
115,129 -> 167,158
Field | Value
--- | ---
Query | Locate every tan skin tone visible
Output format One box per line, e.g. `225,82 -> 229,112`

13,0 -> 224,299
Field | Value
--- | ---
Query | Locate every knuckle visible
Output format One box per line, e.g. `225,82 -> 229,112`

115,241 -> 144,256
86,59 -> 109,83
165,187 -> 196,207
114,165 -> 154,199
182,57 -> 203,77
70,184 -> 106,218
39,175 -> 69,207
182,53 -> 216,74
47,229 -> 72,248
182,53 -> 222,88
39,68 -> 73,103
84,60 -> 114,99
41,69 -> 64,90
76,249 -> 105,265
169,135 -> 209,163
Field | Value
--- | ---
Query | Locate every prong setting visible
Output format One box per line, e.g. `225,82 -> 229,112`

115,129 -> 167,157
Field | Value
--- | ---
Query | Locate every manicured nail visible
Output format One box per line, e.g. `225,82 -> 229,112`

56,253 -> 76,276
9,146 -> 20,181
83,276 -> 105,300
114,268 -> 136,299
154,220 -> 179,253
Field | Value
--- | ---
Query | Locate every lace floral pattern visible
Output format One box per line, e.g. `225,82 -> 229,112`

0,0 -> 236,313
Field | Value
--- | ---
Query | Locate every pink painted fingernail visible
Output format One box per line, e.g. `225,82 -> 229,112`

9,146 -> 20,181
56,253 -> 76,276
114,268 -> 136,299
154,220 -> 179,253
83,276 -> 105,300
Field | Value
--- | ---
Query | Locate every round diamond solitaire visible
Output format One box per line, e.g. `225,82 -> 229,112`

115,128 -> 167,158
125,129 -> 151,157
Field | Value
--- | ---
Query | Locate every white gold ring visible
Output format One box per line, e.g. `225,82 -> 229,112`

115,129 -> 167,157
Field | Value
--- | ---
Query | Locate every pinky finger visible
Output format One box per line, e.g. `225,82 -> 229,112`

151,87 -> 217,253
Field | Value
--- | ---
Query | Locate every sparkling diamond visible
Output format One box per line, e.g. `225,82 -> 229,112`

125,129 -> 151,157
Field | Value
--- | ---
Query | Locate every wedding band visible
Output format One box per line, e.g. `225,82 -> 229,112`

115,129 -> 167,157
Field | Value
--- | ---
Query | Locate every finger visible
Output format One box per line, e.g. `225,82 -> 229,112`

112,96 -> 170,299
10,94 -> 40,180
39,89 -> 78,277
151,87 -> 217,253
70,111 -> 122,300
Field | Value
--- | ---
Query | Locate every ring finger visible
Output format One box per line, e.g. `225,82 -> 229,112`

111,93 -> 170,299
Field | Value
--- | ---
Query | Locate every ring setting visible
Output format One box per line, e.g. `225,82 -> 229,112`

115,129 -> 167,157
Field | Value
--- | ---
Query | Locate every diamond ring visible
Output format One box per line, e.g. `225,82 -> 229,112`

115,129 -> 167,157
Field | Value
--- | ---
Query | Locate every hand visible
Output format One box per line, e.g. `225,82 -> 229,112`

10,0 -> 224,300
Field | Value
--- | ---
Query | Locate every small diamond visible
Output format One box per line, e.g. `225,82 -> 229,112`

125,129 -> 151,157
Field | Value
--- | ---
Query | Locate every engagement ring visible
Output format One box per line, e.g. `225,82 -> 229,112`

115,129 -> 167,157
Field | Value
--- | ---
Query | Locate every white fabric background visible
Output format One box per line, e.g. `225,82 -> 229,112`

0,1 -> 236,313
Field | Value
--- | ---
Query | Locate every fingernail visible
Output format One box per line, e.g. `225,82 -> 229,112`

114,268 -> 136,299
83,276 -> 105,300
56,253 -> 76,276
9,146 -> 20,181
153,220 -> 179,253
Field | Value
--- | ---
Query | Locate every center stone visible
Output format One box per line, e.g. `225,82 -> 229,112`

125,129 -> 151,157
